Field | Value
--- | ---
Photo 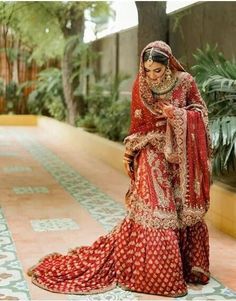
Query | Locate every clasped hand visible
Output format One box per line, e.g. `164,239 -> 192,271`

157,101 -> 174,118
123,150 -> 135,180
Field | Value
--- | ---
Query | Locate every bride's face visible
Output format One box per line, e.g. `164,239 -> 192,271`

144,61 -> 166,83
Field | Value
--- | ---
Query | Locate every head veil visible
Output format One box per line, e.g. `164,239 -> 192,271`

139,41 -> 185,111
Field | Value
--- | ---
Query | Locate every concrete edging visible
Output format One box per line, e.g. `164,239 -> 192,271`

37,116 -> 125,174
0,114 -> 37,126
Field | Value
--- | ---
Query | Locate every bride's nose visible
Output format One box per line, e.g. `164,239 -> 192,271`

148,72 -> 157,80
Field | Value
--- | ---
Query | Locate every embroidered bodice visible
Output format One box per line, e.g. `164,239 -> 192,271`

129,72 -> 207,135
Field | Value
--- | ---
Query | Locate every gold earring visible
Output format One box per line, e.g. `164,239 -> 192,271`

165,66 -> 172,80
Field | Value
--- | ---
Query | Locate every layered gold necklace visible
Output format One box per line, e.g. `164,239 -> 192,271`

147,71 -> 178,96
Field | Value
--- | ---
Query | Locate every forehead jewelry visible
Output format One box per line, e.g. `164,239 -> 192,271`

147,48 -> 154,66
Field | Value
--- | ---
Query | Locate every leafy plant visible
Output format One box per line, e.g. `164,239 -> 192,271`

0,80 -> 27,114
0,78 -> 4,97
27,67 -> 66,121
192,45 -> 236,182
5,81 -> 18,112
210,117 -> 236,178
76,113 -> 97,132
95,98 -> 130,141
0,1 -> 112,124
77,73 -> 130,141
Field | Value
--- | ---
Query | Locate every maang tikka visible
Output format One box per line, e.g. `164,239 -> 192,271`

147,48 -> 154,66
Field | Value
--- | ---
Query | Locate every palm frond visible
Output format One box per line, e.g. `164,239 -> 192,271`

202,75 -> 236,93
192,45 -> 236,179
210,116 -> 236,175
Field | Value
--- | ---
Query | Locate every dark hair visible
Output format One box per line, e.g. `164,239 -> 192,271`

143,49 -> 169,66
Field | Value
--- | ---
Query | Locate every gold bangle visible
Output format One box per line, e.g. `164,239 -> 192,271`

123,158 -> 133,163
125,150 -> 134,156
124,154 -> 134,159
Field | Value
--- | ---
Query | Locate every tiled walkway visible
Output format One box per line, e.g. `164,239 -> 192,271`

0,126 -> 236,300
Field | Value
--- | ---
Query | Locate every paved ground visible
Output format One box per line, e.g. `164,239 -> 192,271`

0,126 -> 235,301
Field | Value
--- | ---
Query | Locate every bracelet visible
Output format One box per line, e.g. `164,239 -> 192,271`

124,153 -> 134,160
123,157 -> 133,163
125,149 -> 135,156
123,157 -> 133,162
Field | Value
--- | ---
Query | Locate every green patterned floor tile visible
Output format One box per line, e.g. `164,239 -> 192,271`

180,277 -> 236,300
67,287 -> 138,301
12,186 -> 49,194
0,151 -> 18,157
3,130 -> 236,301
0,208 -> 30,300
14,132 -> 125,231
30,218 -> 79,232
3,166 -> 32,173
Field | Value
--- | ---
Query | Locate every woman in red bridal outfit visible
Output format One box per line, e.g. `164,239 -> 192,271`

28,41 -> 211,297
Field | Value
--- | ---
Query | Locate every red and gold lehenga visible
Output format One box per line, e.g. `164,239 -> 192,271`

28,41 -> 211,297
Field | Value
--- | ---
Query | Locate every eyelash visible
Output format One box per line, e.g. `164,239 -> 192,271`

145,69 -> 161,73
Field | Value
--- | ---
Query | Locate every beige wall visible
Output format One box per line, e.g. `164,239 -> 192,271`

118,27 -> 138,95
92,35 -> 117,78
90,2 -> 236,95
91,27 -> 138,99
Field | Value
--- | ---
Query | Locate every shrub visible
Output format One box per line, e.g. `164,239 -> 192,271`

77,74 -> 131,142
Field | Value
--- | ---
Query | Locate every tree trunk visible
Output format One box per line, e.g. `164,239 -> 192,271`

2,24 -> 12,83
135,1 -> 168,57
12,37 -> 19,84
61,44 -> 78,125
59,3 -> 85,126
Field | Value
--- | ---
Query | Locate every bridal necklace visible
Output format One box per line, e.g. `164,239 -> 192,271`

147,67 -> 178,96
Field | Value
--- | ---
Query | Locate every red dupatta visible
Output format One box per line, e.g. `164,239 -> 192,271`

186,111 -> 210,210
165,107 -> 210,227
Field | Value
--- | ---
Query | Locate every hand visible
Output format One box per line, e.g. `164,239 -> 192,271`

123,150 -> 135,180
123,160 -> 135,180
158,102 -> 174,118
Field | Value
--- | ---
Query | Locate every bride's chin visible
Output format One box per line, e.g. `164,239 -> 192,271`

149,79 -> 159,83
